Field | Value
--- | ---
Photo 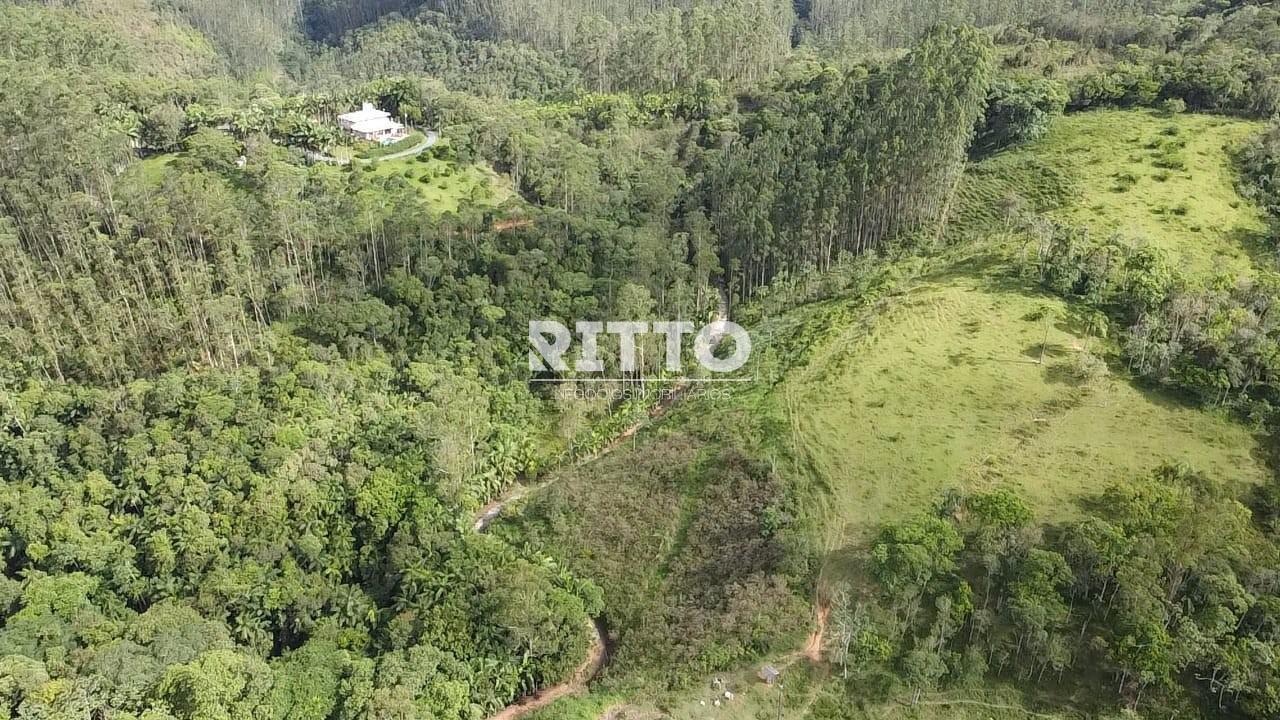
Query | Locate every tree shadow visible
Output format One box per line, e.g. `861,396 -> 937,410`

1053,304 -> 1097,336
1228,223 -> 1279,271
1041,360 -> 1088,387
1022,342 -> 1072,363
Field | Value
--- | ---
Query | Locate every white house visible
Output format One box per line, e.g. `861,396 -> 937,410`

338,102 -> 407,143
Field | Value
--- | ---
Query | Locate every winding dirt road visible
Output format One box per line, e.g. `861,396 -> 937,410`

477,291 -> 732,720
486,618 -> 609,720
471,388 -> 689,720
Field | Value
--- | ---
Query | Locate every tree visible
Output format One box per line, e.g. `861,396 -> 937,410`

183,128 -> 242,174
156,649 -> 274,720
871,515 -> 964,621
142,103 -> 187,152
973,78 -> 1069,156
902,647 -> 948,704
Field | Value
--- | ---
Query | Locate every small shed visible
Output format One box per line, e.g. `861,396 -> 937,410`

758,664 -> 780,685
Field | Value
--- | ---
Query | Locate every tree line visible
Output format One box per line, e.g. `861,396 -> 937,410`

802,0 -> 1169,49
829,470 -> 1280,718
701,26 -> 995,301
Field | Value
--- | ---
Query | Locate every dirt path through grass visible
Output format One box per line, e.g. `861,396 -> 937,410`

477,291 -> 733,720
474,287 -> 730,533
472,386 -> 695,720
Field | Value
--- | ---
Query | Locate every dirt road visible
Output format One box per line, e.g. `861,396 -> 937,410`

479,290 -> 732,719
486,618 -> 608,720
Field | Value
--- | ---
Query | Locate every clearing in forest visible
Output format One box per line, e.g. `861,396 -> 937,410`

132,144 -> 511,216
960,109 -> 1268,279
360,153 -> 513,213
786,274 -> 1268,534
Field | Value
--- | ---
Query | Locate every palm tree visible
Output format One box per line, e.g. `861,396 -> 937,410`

333,584 -> 373,628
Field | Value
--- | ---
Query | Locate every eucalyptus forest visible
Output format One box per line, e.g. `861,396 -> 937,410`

2,1 -> 1280,719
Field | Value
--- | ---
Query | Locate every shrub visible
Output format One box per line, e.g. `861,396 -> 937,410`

1151,142 -> 1187,170
1160,98 -> 1187,115
1069,63 -> 1162,110
1024,305 -> 1055,322
1113,172 -> 1139,192
1055,351 -> 1109,384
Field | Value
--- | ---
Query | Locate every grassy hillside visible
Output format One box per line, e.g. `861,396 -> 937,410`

960,110 -> 1268,279
789,271 -> 1268,535
363,155 -> 513,213
507,108 -> 1275,718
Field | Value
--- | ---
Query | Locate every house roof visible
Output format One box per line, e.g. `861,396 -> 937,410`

339,103 -> 390,124
349,117 -> 404,135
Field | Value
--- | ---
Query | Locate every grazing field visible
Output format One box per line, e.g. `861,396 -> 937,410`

959,109 -> 1268,279
785,273 -> 1269,536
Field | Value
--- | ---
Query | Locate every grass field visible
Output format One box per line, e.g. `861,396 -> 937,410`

785,271 -> 1268,536
363,154 -> 512,213
960,109 -> 1268,279
131,146 -> 512,216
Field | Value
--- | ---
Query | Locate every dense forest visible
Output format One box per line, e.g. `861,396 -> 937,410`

2,0 -> 1280,718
